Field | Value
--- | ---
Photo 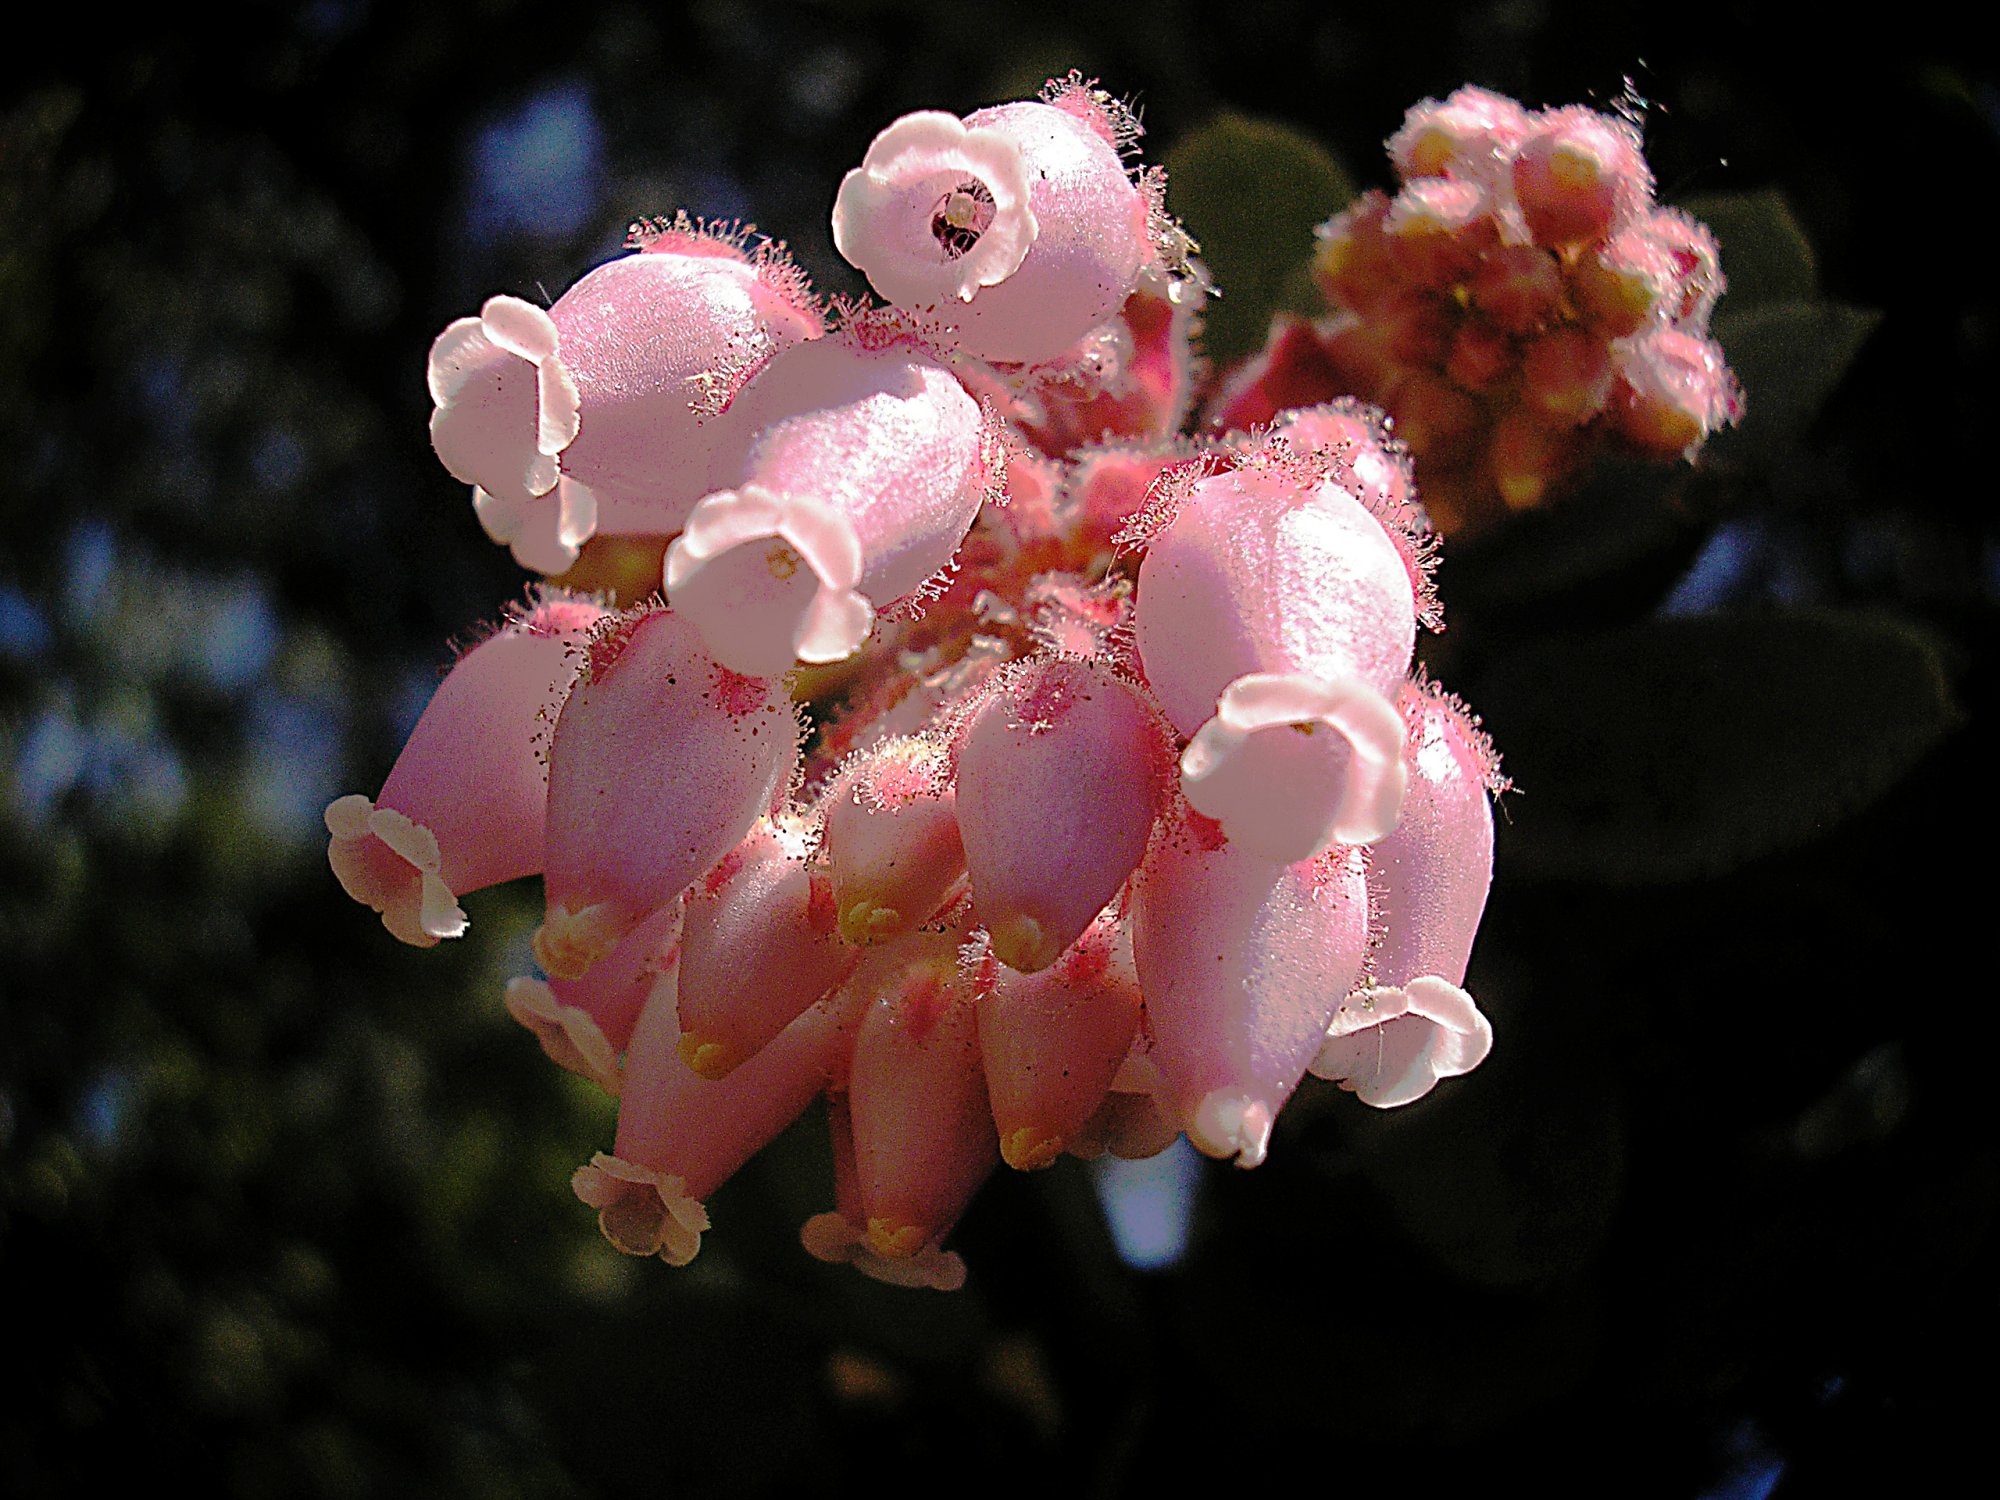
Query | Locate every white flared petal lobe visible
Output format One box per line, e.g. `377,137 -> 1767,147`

832,110 -> 1038,307
1309,976 -> 1494,1108
1180,671 -> 1409,861
665,485 -> 872,675
799,1212 -> 968,1290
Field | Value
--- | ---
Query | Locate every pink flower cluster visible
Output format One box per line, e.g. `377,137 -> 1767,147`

1212,86 -> 1744,533
328,78 -> 1504,1289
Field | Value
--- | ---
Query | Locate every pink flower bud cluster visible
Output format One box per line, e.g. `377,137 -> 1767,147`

330,78 -> 1505,1289
1211,86 -> 1744,534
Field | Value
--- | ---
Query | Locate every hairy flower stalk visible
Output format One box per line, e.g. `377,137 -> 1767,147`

331,76 -> 1521,1288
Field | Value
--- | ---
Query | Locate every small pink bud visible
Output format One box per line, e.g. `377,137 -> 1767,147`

1511,108 -> 1651,249
1388,374 -> 1485,469
325,593 -> 605,947
1486,407 -> 1582,512
1640,207 -> 1726,330
1469,244 -> 1565,335
953,656 -> 1170,971
1571,225 -> 1677,338
1387,85 -> 1533,183
536,608 -> 798,980
1612,327 -> 1745,457
1444,318 -> 1518,393
1382,177 -> 1494,288
820,736 -> 967,947
1312,192 -> 1396,314
975,912 -> 1144,1170
1522,325 -> 1616,425
1133,828 -> 1370,1166
676,815 -> 858,1079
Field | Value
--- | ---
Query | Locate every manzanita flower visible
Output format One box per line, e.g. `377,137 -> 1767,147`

833,76 -> 1173,367
326,591 -> 605,946
337,78 -> 1516,1290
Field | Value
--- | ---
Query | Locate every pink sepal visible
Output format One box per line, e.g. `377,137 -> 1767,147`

1309,976 -> 1494,1108
1180,670 -> 1409,861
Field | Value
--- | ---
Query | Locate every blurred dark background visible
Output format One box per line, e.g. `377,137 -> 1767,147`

3,3 -> 1995,1495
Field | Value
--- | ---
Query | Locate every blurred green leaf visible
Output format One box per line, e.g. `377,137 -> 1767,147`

1678,187 -> 1818,307
1449,457 -> 1693,605
1711,299 -> 1882,452
1474,610 -> 1958,883
1164,113 -> 1354,364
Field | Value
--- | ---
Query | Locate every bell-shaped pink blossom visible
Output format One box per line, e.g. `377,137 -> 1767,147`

575,966 -> 859,1265
326,593 -> 605,947
1311,683 -> 1499,1106
819,736 -> 966,947
428,295 -> 580,507
675,815 -> 858,1079
833,91 -> 1157,366
536,607 -> 798,980
505,900 -> 684,1092
953,656 -> 1169,972
666,335 -> 993,675
552,233 -> 824,536
1132,819 -> 1370,1166
1133,461 -> 1418,734
843,917 -> 998,1260
974,912 -> 1143,1169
